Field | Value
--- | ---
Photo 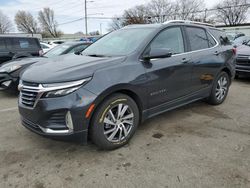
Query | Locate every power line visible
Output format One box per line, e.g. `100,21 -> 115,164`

57,3 -> 250,27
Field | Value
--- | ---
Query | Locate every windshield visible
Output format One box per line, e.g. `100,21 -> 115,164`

44,44 -> 72,58
83,28 -> 155,56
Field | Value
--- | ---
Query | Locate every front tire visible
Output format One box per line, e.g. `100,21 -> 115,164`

90,93 -> 139,150
207,71 -> 230,105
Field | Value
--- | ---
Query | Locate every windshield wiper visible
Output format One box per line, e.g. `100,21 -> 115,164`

86,54 -> 107,57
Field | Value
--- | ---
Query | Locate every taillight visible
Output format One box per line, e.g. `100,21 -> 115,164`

39,49 -> 44,56
232,48 -> 237,55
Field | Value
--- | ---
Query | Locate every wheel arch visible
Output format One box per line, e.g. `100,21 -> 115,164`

88,85 -> 145,130
220,66 -> 233,83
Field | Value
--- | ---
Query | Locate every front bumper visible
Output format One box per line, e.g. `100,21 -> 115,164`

236,57 -> 250,75
18,87 -> 97,143
236,64 -> 250,75
0,73 -> 18,91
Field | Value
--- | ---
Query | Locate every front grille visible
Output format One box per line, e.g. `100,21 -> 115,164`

20,82 -> 41,108
236,54 -> 250,66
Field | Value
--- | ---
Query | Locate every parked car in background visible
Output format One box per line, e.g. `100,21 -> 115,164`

235,41 -> 250,78
0,41 -> 91,92
40,42 -> 53,53
233,36 -> 250,47
47,40 -> 65,47
44,41 -> 91,58
226,32 -> 245,42
18,21 -> 235,150
0,36 -> 42,65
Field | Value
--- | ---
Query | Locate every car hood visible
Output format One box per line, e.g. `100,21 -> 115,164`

0,57 -> 44,69
237,45 -> 250,56
21,54 -> 126,83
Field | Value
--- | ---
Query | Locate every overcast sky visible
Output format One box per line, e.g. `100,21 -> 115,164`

0,0 -> 219,34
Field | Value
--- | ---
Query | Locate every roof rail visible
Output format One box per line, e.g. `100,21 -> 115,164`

164,20 -> 215,27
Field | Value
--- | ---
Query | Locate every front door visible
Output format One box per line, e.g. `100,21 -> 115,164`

143,26 -> 193,109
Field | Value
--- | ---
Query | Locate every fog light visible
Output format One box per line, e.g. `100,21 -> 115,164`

2,80 -> 12,87
65,111 -> 74,130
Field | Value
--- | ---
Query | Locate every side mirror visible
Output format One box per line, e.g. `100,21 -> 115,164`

143,48 -> 172,60
74,51 -> 81,55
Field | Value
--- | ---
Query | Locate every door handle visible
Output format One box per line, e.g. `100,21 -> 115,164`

181,58 -> 191,64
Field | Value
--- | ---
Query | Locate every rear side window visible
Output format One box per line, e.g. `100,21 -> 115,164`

150,27 -> 185,54
0,39 -> 6,50
13,38 -> 39,50
209,29 -> 230,46
186,27 -> 210,51
207,33 -> 217,47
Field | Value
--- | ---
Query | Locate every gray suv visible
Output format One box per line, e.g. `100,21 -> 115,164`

18,21 -> 236,150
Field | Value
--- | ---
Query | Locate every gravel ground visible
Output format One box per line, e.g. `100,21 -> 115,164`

0,78 -> 250,188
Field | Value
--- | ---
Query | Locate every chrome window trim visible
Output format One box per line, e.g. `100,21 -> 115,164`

171,29 -> 219,57
146,27 -> 219,61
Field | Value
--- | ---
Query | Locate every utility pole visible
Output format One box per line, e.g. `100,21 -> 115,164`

100,23 -> 102,35
84,0 -> 88,36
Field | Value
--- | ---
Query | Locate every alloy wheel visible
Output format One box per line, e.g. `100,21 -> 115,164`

215,76 -> 228,101
103,103 -> 134,143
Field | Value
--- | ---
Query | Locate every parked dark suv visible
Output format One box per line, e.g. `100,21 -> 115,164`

0,42 -> 91,92
0,36 -> 42,65
18,21 -> 236,150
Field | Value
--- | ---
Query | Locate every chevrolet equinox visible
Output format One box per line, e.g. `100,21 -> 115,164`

18,21 -> 236,150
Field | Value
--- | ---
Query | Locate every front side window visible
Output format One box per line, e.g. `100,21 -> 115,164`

150,27 -> 185,54
186,27 -> 210,51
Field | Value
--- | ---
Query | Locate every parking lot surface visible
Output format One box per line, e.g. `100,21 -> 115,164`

0,79 -> 250,188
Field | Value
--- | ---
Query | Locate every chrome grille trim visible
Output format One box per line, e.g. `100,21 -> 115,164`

19,83 -> 44,108
18,78 -> 90,108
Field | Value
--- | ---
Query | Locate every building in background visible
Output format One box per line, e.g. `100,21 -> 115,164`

217,23 -> 250,36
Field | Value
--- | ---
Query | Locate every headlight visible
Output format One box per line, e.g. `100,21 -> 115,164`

42,78 -> 91,98
0,65 -> 22,73
43,86 -> 82,98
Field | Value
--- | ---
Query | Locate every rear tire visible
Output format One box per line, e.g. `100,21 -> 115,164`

90,93 -> 139,150
207,71 -> 230,105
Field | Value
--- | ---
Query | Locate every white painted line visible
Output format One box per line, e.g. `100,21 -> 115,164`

0,107 -> 18,113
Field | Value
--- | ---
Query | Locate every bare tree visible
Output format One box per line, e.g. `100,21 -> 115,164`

173,0 -> 205,20
108,17 -> 125,31
123,5 -> 150,25
215,0 -> 250,25
108,0 -> 207,30
38,8 -> 62,38
15,11 -> 39,34
0,10 -> 13,34
147,0 -> 174,23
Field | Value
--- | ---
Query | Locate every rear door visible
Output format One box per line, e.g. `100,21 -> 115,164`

184,26 -> 222,92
